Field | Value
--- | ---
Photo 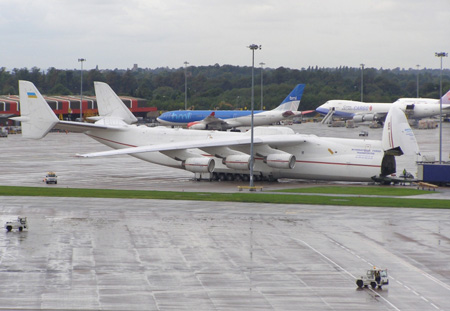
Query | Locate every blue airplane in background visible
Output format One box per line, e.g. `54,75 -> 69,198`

157,84 -> 311,130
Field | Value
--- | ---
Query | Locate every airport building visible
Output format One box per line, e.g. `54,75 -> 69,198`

0,95 -> 157,125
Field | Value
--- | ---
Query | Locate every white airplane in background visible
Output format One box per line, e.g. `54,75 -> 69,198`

157,84 -> 313,130
12,80 -> 420,182
317,91 -> 450,123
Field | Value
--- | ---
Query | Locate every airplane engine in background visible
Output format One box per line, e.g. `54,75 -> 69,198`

187,122 -> 206,130
183,157 -> 215,173
223,155 -> 252,170
353,114 -> 374,122
264,154 -> 296,169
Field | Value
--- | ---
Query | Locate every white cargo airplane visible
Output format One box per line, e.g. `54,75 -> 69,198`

317,92 -> 450,123
12,80 -> 420,182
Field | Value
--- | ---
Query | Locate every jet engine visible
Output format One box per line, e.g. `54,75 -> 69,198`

223,155 -> 251,170
187,122 -> 207,130
353,114 -> 381,122
265,154 -> 296,169
183,157 -> 215,173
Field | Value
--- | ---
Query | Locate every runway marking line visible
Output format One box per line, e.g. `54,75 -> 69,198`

328,238 -> 446,311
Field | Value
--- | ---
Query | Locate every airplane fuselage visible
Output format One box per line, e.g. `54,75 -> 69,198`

316,100 -> 392,119
85,125 -> 385,182
157,109 -> 289,128
317,99 -> 449,121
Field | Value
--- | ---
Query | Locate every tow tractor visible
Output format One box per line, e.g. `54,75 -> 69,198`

5,217 -> 28,232
44,172 -> 57,184
356,267 -> 389,289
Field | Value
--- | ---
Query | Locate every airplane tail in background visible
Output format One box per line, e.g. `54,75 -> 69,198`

273,84 -> 305,111
441,89 -> 450,105
10,80 -> 59,139
94,81 -> 138,124
382,106 -> 420,156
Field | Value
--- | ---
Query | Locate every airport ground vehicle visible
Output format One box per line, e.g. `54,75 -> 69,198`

5,217 -> 28,232
359,130 -> 368,137
356,268 -> 389,289
44,172 -> 57,184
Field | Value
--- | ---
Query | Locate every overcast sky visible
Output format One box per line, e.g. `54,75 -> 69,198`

1,0 -> 449,71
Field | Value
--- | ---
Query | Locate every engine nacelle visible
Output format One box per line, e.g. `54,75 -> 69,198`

352,115 -> 363,122
188,122 -> 206,130
265,154 -> 296,169
183,157 -> 215,173
223,155 -> 251,170
353,114 -> 380,122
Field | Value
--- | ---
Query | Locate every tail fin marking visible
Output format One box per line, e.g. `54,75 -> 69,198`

11,80 -> 59,139
273,84 -> 305,112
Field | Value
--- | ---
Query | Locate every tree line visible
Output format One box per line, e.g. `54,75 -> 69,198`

1,65 -> 449,112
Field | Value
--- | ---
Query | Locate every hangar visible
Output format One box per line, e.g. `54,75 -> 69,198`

0,94 -> 157,125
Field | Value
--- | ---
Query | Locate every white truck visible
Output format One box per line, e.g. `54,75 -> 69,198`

44,172 -> 57,184
356,267 -> 389,289
5,217 -> 28,232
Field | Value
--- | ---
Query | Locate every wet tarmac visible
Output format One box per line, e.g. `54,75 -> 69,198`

1,197 -> 450,310
1,124 -> 450,310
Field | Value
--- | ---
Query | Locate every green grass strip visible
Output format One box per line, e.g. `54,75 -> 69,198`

0,185 -> 448,209
274,186 -> 427,196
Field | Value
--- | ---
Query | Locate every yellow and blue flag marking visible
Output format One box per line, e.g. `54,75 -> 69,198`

27,92 -> 37,98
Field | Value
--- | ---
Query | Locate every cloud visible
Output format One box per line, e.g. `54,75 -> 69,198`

1,0 -> 449,70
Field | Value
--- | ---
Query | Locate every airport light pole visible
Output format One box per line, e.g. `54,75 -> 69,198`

78,58 -> 86,121
360,63 -> 364,102
184,61 -> 189,110
416,64 -> 420,98
248,44 -> 261,189
259,62 -> 265,110
435,52 -> 447,164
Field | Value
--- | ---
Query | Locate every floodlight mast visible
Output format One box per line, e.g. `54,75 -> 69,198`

416,64 -> 420,98
248,44 -> 261,189
435,52 -> 447,164
260,62 -> 265,110
360,63 -> 364,102
78,58 -> 86,121
184,61 -> 189,110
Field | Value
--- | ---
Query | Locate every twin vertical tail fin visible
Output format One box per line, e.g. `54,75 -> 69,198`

94,82 -> 138,124
10,80 -> 59,139
273,84 -> 305,111
382,106 -> 420,156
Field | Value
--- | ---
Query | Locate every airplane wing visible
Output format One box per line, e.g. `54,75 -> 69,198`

78,134 -> 309,158
290,110 -> 315,117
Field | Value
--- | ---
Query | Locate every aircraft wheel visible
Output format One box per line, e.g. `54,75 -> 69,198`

234,174 -> 242,181
19,227 -> 23,231
356,280 -> 363,288
226,173 -> 234,181
6,226 -> 12,232
218,173 -> 226,181
212,172 -> 219,181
